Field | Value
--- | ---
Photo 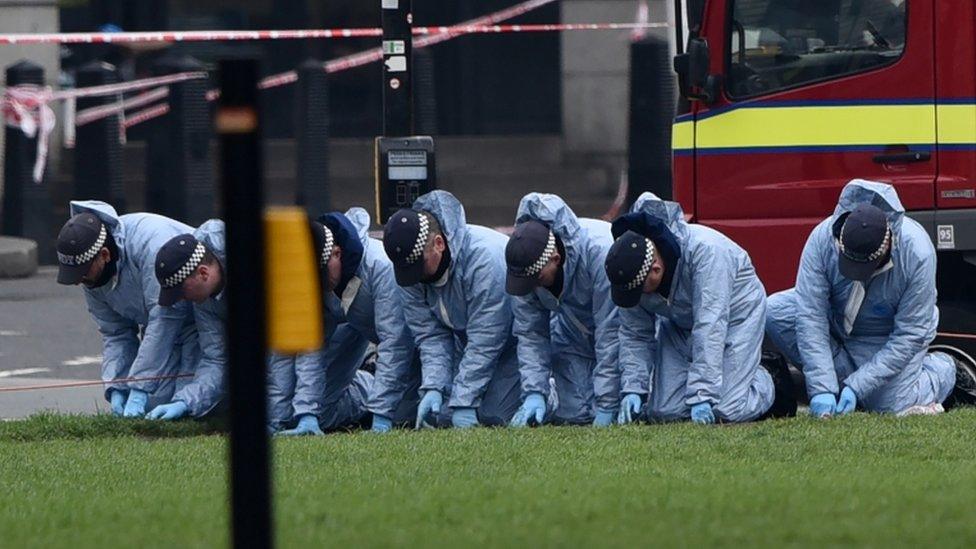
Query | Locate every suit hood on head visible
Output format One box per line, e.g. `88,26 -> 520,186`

412,190 -> 468,256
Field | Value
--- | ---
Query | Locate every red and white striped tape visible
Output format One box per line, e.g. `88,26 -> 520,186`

0,22 -> 667,47
261,0 -> 560,89
122,103 -> 170,130
75,86 -> 168,127
1,85 -> 55,181
50,71 -> 207,100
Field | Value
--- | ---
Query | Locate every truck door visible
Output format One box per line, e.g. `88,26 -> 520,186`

693,0 -> 936,292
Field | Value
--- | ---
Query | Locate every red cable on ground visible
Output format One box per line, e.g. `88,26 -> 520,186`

937,332 -> 976,342
0,373 -> 194,393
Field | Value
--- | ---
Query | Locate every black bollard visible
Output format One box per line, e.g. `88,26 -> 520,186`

627,36 -> 676,204
295,59 -> 330,216
2,60 -> 54,263
413,48 -> 438,136
74,61 -> 125,210
145,55 -> 214,225
217,58 -> 272,549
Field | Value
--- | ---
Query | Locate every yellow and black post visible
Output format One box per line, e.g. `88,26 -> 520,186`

216,58 -> 272,549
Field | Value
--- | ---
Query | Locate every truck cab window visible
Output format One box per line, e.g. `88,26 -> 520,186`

727,0 -> 906,99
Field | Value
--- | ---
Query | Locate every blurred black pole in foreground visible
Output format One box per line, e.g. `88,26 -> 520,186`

217,58 -> 272,549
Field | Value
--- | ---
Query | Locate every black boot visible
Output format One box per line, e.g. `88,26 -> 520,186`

759,351 -> 798,419
944,356 -> 976,410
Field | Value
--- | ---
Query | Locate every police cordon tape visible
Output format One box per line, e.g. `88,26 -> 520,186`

0,22 -> 666,46
2,0 -> 666,176
3,331 -> 976,393
1,0 -> 560,162
2,71 -> 208,177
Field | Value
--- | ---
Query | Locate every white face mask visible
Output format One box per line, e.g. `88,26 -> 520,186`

842,259 -> 894,335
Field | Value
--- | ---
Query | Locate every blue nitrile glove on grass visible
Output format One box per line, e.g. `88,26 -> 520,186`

836,387 -> 857,415
372,414 -> 393,433
618,394 -> 643,424
109,389 -> 127,416
810,393 -> 837,418
593,408 -> 616,427
416,390 -> 443,429
452,407 -> 479,429
510,393 -> 547,427
146,400 -> 189,421
691,402 -> 715,424
278,414 -> 324,436
122,389 -> 148,418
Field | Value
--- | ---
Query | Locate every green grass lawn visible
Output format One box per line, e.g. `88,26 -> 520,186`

2,410 -> 976,548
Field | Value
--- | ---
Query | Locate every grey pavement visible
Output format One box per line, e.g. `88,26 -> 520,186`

0,267 -> 105,418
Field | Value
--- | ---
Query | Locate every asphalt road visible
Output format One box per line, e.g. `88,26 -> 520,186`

0,267 -> 106,418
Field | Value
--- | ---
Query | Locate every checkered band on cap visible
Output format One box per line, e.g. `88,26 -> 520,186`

625,238 -> 656,290
58,225 -> 107,266
838,220 -> 891,263
405,213 -> 430,265
162,242 -> 206,288
319,225 -> 335,266
521,230 -> 556,277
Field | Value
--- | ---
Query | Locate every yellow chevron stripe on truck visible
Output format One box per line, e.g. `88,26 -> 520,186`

672,101 -> 976,154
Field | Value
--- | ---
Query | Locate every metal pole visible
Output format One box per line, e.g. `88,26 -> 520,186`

217,58 -> 272,549
381,0 -> 413,136
295,58 -> 331,216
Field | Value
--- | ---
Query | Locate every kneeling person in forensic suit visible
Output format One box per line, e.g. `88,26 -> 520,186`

766,179 -> 975,417
56,201 -> 199,418
384,190 -> 521,429
148,220 -> 228,420
504,193 -> 621,427
272,208 -> 416,435
607,193 -> 795,425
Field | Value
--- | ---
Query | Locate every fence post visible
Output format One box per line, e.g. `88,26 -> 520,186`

74,60 -> 125,210
295,59 -> 330,216
2,60 -> 54,263
413,48 -> 438,136
627,36 -> 675,204
145,55 -> 214,225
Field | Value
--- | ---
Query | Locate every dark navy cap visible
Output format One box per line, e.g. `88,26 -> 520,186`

56,212 -> 107,285
310,221 -> 335,269
837,204 -> 890,282
605,231 -> 656,308
383,209 -> 430,287
505,220 -> 555,296
154,234 -> 205,306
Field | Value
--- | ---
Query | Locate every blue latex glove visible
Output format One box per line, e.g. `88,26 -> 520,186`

691,402 -> 715,424
278,414 -> 324,436
510,393 -> 547,427
372,414 -> 393,433
452,407 -> 479,429
146,400 -> 189,421
109,389 -> 126,416
809,393 -> 837,418
618,394 -> 643,424
122,389 -> 148,418
415,390 -> 443,429
836,387 -> 857,415
592,408 -> 616,427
